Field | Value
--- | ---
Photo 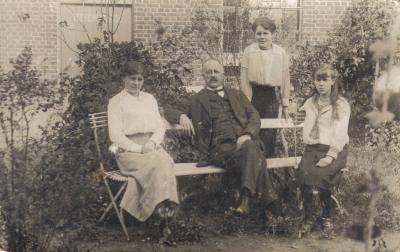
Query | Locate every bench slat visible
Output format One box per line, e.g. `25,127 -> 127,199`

90,123 -> 108,129
89,116 -> 108,121
89,112 -> 107,117
173,156 -> 301,176
260,118 -> 303,129
90,119 -> 108,125
267,156 -> 301,168
174,163 -> 226,176
165,119 -> 302,130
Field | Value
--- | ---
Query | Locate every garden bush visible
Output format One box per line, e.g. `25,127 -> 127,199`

339,144 -> 400,231
291,0 -> 395,121
0,47 -> 72,251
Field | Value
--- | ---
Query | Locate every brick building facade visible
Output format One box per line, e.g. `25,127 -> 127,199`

0,0 -> 59,78
0,0 -> 355,80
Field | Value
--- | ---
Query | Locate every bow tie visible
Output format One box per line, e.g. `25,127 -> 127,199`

209,88 -> 224,93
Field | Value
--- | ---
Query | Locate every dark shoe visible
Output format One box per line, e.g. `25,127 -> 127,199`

156,201 -> 178,219
320,218 -> 335,239
233,194 -> 250,215
196,160 -> 210,167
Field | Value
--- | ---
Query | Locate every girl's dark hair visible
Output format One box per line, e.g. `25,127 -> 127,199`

122,60 -> 147,77
312,63 -> 343,120
251,17 -> 276,33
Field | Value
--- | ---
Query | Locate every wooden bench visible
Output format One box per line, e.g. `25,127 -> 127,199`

89,111 -> 303,240
89,112 -> 302,173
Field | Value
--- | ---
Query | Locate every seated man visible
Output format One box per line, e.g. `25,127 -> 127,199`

164,59 -> 278,214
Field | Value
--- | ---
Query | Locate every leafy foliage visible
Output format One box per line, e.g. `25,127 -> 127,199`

0,47 -> 71,251
291,0 -> 395,120
365,122 -> 400,152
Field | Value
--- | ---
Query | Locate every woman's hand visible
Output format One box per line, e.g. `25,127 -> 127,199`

316,156 -> 334,167
141,140 -> 157,154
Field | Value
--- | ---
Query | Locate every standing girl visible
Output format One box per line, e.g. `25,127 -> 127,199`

297,64 -> 351,238
240,16 -> 291,157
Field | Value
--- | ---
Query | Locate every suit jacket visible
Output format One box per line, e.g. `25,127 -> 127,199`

164,87 -> 261,161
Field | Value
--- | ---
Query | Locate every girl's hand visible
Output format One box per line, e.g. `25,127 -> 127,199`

142,141 -> 157,153
295,109 -> 306,125
316,156 -> 334,167
282,107 -> 290,122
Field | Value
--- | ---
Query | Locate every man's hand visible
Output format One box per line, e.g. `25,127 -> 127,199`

142,140 -> 157,154
179,114 -> 195,136
236,134 -> 251,150
316,156 -> 334,167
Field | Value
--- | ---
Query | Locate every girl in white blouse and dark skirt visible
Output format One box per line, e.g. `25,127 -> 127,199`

240,17 -> 291,157
107,61 -> 179,224
297,64 -> 351,239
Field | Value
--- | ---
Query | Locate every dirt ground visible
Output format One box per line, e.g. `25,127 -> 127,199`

78,231 -> 400,252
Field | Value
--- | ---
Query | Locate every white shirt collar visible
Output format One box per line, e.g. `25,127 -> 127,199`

123,89 -> 143,99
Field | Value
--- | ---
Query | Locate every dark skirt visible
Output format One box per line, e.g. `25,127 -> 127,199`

297,144 -> 348,190
250,84 -> 279,157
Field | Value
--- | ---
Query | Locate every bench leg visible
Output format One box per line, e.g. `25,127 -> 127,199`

99,181 -> 128,222
103,178 -> 130,240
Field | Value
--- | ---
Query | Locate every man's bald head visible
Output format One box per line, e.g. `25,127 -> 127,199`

202,59 -> 224,73
202,59 -> 224,89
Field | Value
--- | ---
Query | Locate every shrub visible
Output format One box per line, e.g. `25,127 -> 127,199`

0,47 -> 71,251
291,0 -> 395,121
339,144 -> 400,231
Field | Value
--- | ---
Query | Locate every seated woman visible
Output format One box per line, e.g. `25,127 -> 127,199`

297,64 -> 351,238
107,60 -> 179,222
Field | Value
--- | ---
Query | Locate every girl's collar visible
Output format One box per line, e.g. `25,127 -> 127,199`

123,89 -> 142,99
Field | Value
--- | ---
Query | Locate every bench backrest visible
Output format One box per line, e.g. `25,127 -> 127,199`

89,111 -> 303,161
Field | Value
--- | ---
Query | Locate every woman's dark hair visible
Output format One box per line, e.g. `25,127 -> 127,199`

251,17 -> 276,33
122,60 -> 147,77
312,63 -> 343,120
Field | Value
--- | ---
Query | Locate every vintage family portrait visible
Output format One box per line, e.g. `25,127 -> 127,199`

0,0 -> 400,251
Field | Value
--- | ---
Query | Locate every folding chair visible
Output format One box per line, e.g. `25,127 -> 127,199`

88,112 -> 130,240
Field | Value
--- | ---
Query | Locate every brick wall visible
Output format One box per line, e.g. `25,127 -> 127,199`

131,0 -> 223,86
0,0 -> 359,79
301,0 -> 354,43
0,0 -> 58,79
132,0 -> 223,43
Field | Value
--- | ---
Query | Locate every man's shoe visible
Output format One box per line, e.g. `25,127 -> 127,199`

233,194 -> 250,215
196,160 -> 209,167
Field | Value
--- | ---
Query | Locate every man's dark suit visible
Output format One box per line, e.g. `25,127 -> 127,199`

165,87 -> 277,205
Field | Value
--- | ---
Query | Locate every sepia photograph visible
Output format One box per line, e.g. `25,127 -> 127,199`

0,0 -> 400,251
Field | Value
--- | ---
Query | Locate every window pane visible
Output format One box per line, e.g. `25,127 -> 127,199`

223,0 -> 240,7
223,9 -> 236,30
284,0 -> 300,8
223,31 -> 241,53
59,4 -> 131,75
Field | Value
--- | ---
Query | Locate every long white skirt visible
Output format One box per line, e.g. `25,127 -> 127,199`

115,137 -> 178,221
